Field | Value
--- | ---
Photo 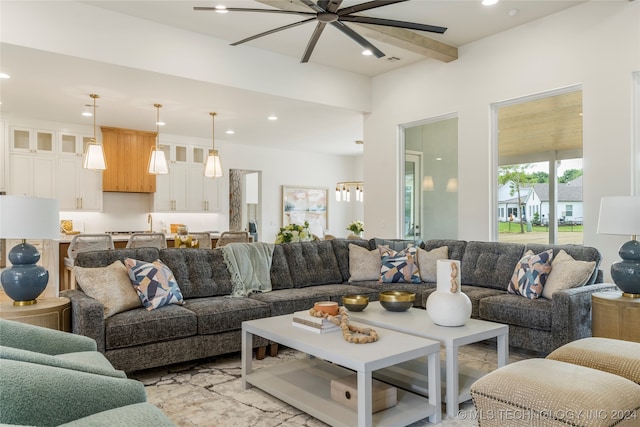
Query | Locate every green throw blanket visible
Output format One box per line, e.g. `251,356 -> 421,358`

222,242 -> 275,297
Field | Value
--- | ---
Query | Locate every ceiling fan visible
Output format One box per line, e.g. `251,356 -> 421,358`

194,0 -> 447,63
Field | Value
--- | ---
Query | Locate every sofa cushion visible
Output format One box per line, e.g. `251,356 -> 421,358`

417,246 -> 448,282
461,241 -> 525,290
331,238 -> 370,282
159,248 -> 232,298
184,297 -> 270,335
348,244 -> 381,282
422,239 -> 467,261
105,305 -> 197,350
124,258 -> 184,311
507,249 -> 553,299
379,245 -> 421,284
542,250 -> 596,299
524,243 -> 601,285
369,238 -> 421,252
270,244 -> 294,290
75,248 -> 160,268
282,241 -> 343,287
479,293 -> 553,331
73,260 -> 142,318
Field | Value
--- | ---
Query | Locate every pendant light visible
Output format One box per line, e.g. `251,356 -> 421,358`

204,112 -> 223,178
82,93 -> 107,170
148,103 -> 169,175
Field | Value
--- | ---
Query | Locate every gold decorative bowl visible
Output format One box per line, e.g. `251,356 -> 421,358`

342,295 -> 369,312
379,291 -> 415,312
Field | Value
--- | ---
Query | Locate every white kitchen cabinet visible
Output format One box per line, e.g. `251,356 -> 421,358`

10,127 -> 55,154
59,132 -> 93,157
154,164 -> 188,212
9,153 -> 57,197
58,156 -> 102,211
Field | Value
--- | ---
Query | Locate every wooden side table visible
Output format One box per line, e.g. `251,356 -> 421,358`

0,297 -> 71,332
592,290 -> 640,343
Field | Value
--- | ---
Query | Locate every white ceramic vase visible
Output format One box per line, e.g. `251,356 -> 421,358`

426,259 -> 472,327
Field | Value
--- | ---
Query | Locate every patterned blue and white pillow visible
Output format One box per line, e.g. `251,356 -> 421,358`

507,249 -> 553,299
124,258 -> 184,310
379,245 -> 421,284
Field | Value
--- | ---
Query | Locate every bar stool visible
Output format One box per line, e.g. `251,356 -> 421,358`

63,234 -> 114,290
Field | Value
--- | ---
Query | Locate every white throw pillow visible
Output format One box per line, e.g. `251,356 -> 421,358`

416,246 -> 448,282
348,244 -> 381,282
542,250 -> 596,299
74,260 -> 142,318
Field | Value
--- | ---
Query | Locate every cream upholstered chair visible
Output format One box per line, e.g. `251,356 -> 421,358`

215,231 -> 251,247
189,232 -> 212,249
126,233 -> 167,249
63,234 -> 114,290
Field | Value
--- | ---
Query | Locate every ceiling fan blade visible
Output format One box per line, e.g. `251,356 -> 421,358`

340,15 -> 447,34
338,0 -> 407,16
298,0 -> 325,13
230,18 -> 316,46
194,7 -> 314,18
331,21 -> 385,58
320,0 -> 344,14
301,22 -> 328,63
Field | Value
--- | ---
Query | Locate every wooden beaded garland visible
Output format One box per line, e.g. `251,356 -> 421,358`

309,306 -> 378,344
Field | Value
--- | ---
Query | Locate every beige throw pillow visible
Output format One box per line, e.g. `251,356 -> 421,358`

348,244 -> 381,282
416,246 -> 448,282
542,250 -> 596,299
74,260 -> 142,318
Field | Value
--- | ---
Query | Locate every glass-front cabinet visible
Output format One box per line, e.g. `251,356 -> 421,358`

10,127 -> 55,154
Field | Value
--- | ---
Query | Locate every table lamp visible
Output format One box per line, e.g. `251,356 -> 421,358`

597,196 -> 640,298
0,196 -> 60,305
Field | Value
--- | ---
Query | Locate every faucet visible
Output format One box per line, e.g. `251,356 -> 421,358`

148,214 -> 153,232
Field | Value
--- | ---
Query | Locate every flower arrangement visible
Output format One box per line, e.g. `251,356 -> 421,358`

275,221 -> 314,244
347,220 -> 364,235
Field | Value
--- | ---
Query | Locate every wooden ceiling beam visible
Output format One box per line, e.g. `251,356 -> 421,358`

255,0 -> 458,62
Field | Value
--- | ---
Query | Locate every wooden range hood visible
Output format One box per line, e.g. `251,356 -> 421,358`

101,126 -> 158,193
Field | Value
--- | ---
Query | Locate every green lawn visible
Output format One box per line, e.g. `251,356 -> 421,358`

498,221 -> 583,233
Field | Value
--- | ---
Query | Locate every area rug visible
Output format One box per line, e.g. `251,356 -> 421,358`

130,342 -> 536,427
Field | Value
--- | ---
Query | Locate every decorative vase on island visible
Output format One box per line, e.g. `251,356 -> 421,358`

426,259 -> 471,327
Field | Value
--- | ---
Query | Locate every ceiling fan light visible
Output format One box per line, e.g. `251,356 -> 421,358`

204,150 -> 223,178
482,0 -> 499,6
215,5 -> 228,13
362,49 -> 373,56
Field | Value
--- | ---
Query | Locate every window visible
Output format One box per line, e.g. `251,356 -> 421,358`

495,87 -> 583,244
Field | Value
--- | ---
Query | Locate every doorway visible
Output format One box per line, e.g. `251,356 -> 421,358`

229,169 -> 261,241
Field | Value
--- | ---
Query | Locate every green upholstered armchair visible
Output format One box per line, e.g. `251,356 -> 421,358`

0,319 -> 125,378
0,359 -> 174,426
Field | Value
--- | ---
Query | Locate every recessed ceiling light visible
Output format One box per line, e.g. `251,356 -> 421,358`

0,73 -> 10,79
362,49 -> 373,56
482,0 -> 499,5
215,5 -> 228,13
82,111 -> 92,117
508,9 -> 519,17
156,121 -> 166,126
225,130 -> 235,135
436,157 -> 443,161
267,115 -> 278,121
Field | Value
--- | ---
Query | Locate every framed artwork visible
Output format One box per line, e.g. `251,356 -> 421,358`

282,185 -> 328,230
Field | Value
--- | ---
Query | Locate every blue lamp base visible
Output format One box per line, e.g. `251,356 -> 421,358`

611,239 -> 640,298
0,242 -> 49,306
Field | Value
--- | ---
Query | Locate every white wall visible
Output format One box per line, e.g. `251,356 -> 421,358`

364,1 -> 640,279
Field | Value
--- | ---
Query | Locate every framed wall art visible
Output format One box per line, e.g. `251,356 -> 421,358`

282,185 -> 328,230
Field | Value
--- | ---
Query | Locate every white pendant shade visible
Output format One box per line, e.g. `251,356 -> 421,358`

83,142 -> 107,170
204,150 -> 223,178
148,148 -> 169,174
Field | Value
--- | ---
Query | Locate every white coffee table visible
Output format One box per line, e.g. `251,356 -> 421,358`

348,301 -> 509,417
242,314 -> 442,427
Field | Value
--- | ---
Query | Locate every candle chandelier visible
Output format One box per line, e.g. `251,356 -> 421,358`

335,181 -> 364,202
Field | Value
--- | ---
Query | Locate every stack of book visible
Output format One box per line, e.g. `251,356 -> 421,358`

292,310 -> 341,334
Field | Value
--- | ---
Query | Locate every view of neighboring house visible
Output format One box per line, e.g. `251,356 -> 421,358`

497,176 -> 583,224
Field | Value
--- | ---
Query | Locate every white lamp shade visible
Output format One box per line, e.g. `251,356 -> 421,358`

83,142 -> 107,170
0,196 -> 60,240
148,149 -> 169,174
597,196 -> 640,236
204,150 -> 223,178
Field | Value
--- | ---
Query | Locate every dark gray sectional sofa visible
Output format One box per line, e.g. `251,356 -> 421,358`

61,238 -> 616,372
